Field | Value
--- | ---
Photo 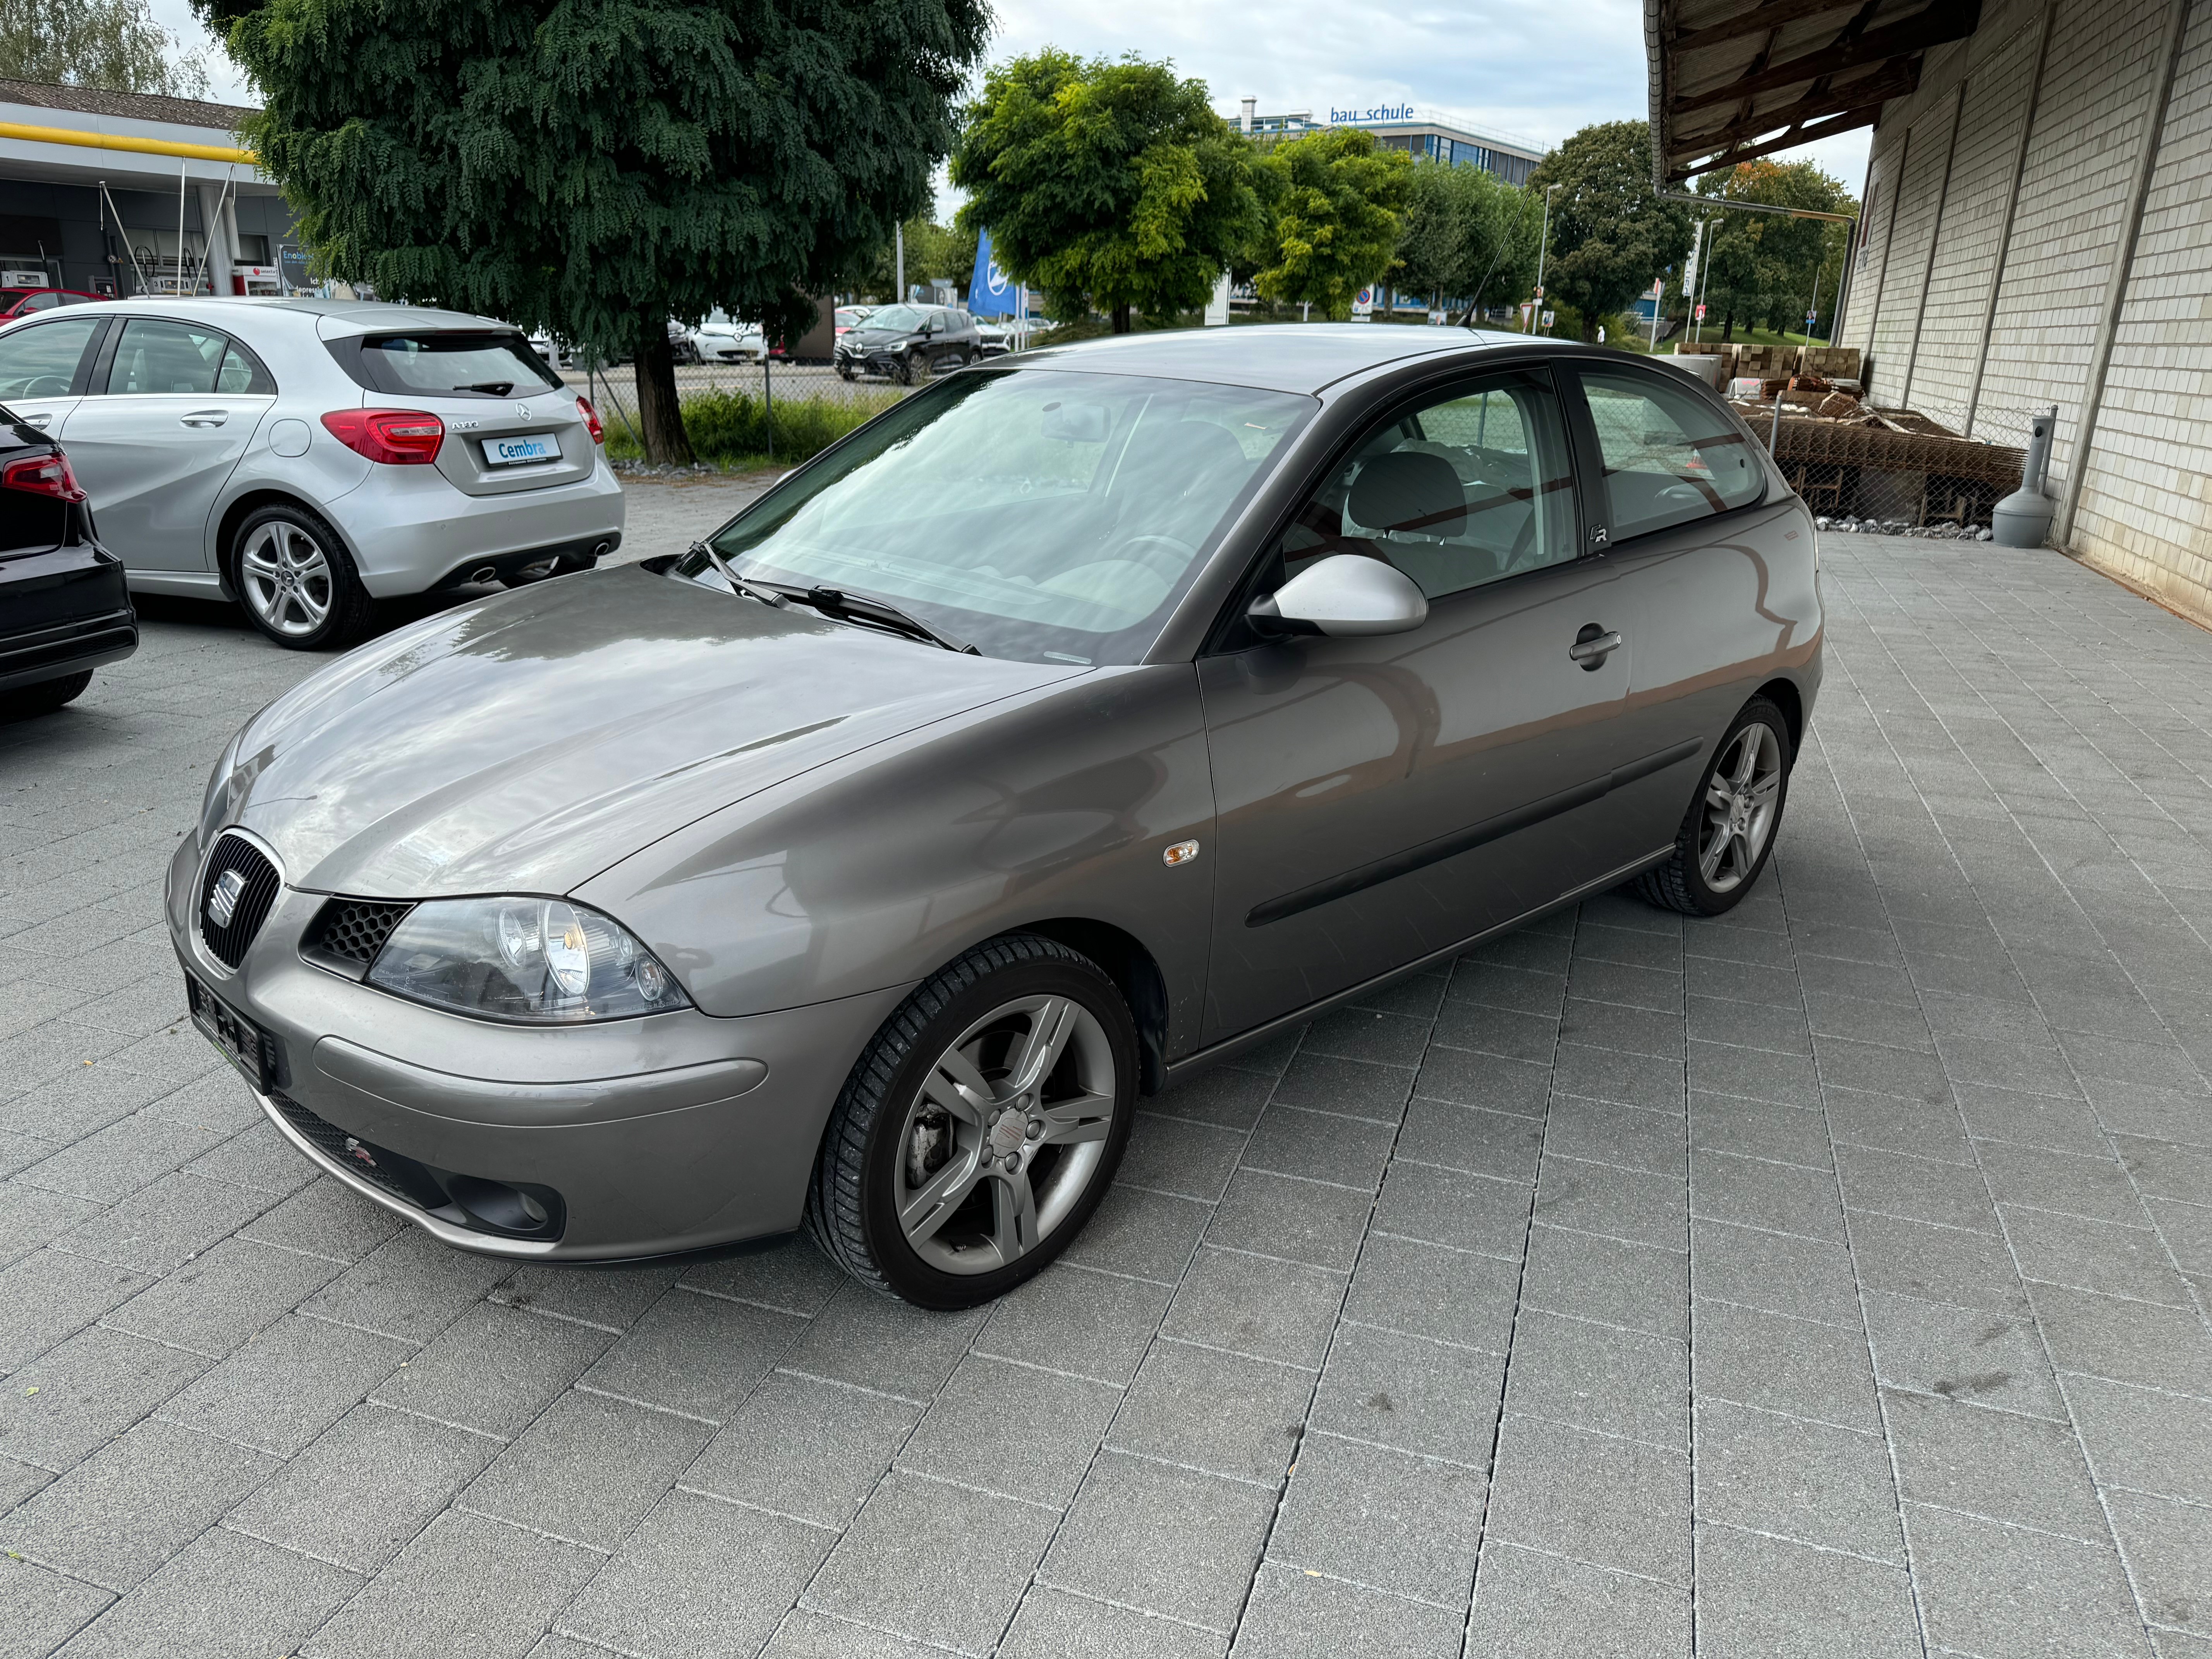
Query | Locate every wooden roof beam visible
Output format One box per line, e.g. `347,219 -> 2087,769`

1671,0 -> 1923,55
1672,57 -> 1920,151
1668,0 -> 1978,113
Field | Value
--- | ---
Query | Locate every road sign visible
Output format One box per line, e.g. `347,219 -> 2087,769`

1541,311 -> 1555,328
1695,304 -> 1707,321
1805,311 -> 1818,326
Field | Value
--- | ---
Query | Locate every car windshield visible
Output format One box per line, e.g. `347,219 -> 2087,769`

866,305 -> 926,331
689,368 -> 1312,665
359,332 -> 565,398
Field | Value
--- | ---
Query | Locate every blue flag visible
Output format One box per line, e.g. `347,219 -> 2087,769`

969,228 -> 1018,318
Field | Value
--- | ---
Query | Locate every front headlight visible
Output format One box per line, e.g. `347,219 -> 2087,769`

366,896 -> 691,1023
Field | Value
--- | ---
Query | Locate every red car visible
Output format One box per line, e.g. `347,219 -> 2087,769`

0,288 -> 107,321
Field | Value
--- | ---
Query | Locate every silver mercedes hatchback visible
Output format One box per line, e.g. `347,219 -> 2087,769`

169,326 -> 1821,1308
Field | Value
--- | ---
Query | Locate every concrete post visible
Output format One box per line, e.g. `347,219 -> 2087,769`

195,182 -> 232,295
1963,0 -> 2061,437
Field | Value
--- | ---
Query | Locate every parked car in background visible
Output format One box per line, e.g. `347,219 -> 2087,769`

1,287 -> 108,321
690,312 -> 764,364
833,304 -> 983,382
974,320 -> 1016,357
833,306 -> 873,337
666,318 -> 700,365
0,403 -> 134,716
0,297 -> 624,651
172,325 -> 1818,1308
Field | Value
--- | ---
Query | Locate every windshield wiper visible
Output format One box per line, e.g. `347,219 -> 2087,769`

750,579 -> 979,655
460,381 -> 515,395
686,541 -> 787,608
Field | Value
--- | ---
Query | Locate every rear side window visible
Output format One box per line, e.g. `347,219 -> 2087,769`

0,316 -> 103,399
1577,369 -> 1763,541
105,319 -> 274,396
359,333 -> 564,399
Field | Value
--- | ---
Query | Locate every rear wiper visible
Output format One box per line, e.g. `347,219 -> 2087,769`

460,381 -> 515,395
750,579 -> 979,654
686,541 -> 787,608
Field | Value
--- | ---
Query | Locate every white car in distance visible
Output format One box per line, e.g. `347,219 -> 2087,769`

689,311 -> 764,365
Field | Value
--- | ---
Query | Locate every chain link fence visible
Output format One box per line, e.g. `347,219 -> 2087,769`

577,357 -> 918,468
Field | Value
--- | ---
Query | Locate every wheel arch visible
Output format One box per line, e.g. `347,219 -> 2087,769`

212,488 -> 356,603
1754,675 -> 1804,754
1010,917 -> 1171,1097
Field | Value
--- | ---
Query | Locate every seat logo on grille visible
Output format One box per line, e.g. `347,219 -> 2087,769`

206,868 -> 247,929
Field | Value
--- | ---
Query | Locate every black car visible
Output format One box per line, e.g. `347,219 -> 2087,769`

0,405 -> 134,717
833,304 -> 983,383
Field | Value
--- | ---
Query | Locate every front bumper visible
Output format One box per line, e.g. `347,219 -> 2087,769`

166,833 -> 907,1261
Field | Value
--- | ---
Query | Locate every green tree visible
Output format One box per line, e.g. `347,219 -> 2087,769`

1,0 -> 211,98
201,0 -> 987,464
1692,160 -> 1855,340
862,215 -> 965,302
1523,121 -> 1690,342
1393,158 -> 1539,317
1254,126 -> 1410,319
951,50 -> 1258,333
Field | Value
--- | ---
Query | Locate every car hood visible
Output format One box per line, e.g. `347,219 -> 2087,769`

847,328 -> 915,346
220,564 -> 1079,899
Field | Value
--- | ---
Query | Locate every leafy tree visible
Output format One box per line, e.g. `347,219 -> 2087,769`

1393,159 -> 1539,318
1253,126 -> 1410,319
861,214 -> 966,303
1523,121 -> 1690,342
201,0 -> 988,464
1691,160 -> 1855,340
1,0 -> 211,98
951,50 -> 1258,333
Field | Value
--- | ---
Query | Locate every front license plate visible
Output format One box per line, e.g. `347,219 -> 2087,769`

481,433 -> 559,467
187,974 -> 268,1091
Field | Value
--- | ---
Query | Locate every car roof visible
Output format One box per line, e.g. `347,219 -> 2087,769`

1006,323 -> 1575,395
34,297 -> 510,337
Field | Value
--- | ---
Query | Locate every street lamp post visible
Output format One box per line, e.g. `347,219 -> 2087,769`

1533,182 -> 1559,335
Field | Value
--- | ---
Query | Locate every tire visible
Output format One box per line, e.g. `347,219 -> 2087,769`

1636,695 -> 1793,915
806,933 -> 1139,1309
230,502 -> 373,651
0,669 -> 93,719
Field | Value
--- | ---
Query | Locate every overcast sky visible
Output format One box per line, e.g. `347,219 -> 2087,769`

155,0 -> 1873,207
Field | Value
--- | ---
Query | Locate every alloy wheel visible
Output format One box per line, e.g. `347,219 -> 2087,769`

1699,720 -> 1783,893
238,519 -> 335,639
892,994 -> 1115,1274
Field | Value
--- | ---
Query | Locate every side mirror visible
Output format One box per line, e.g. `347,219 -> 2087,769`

1249,554 -> 1429,638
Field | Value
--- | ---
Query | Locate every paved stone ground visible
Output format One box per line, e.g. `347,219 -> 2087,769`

1,529 -> 2210,1659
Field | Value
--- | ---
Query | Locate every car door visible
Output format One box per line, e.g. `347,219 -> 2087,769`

57,316 -> 276,573
1563,364 -> 1796,847
0,313 -> 107,442
1198,366 -> 1664,1043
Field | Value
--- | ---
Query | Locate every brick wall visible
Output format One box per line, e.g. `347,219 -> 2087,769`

1841,0 -> 2212,625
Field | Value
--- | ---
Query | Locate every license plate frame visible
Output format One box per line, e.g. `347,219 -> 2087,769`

480,433 -> 560,467
187,973 -> 269,1091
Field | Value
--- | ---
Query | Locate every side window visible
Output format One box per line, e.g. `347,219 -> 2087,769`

0,317 -> 103,400
104,318 -> 228,396
1278,368 -> 1577,601
20,292 -> 60,313
1577,369 -> 1763,541
216,341 -> 275,395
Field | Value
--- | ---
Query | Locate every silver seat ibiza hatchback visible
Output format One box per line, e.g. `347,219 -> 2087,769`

0,297 -> 624,650
169,326 -> 1820,1308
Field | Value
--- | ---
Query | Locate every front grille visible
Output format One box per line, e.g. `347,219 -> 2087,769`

307,898 -> 412,968
269,1091 -> 445,1211
198,833 -> 281,969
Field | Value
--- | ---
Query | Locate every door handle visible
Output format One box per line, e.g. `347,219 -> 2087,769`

180,410 -> 228,428
1569,626 -> 1623,669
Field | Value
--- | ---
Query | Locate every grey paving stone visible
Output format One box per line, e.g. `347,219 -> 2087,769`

2064,1374 -> 2212,1506
778,1283 -> 982,1406
677,1238 -> 848,1319
1694,1398 -> 1900,1560
0,1061 -> 170,1144
1525,1223 -> 1687,1341
1468,928 -> 1574,974
1240,1105 -> 1397,1191
1685,991 -> 1812,1056
1559,998 -> 1686,1061
1692,1039 -> 1824,1109
0,1249 -> 151,1372
2083,1076 -> 2212,1149
1301,1007 -> 1432,1069
53,1517 -> 358,1658
1691,1522 -> 1921,1659
1697,1299 -> 1879,1432
1544,1095 -> 1686,1176
1372,1160 -> 1530,1260
182,1119 -> 321,1197
1111,1339 -> 1312,1485
1348,969 -> 1448,1021
1064,1182 -> 1211,1283
465,1387 -> 712,1551
1413,1048 -> 1553,1117
225,1401 -> 499,1572
1814,1036 -> 1953,1106
1000,1585 -> 1228,1659
1118,1113 -> 1247,1201
1162,1245 -> 1345,1370
0,1185 -> 102,1271
1824,1084 -> 1975,1163
0,1322 -> 211,1473
1345,1231 -> 1518,1355
560,1487 -> 832,1659
1979,1140 -> 2148,1223
977,1259 -> 1174,1384
0,1556 -> 111,1656
1692,1218 -> 1862,1328
1885,1386 -> 2106,1539
239,1178 -> 403,1264
1267,1053 -> 1415,1123
1693,1149 -> 1847,1240
1860,1290 -> 2068,1420
1805,989 -> 1934,1053
1532,1154 -> 1686,1250
1691,1092 -> 1833,1169
1447,959 -> 1566,1017
1486,1410 -> 1691,1584
900,1352 -> 1120,1508
1906,1501 -> 2151,1659
2114,1134 -> 2212,1207
1794,953 -> 1919,1008
1230,1561 -> 1463,1658
759,1608 -> 963,1659
1549,1042 -> 1686,1113
1204,1168 -> 1375,1273
1041,1450 -> 1275,1632
496,1262 -> 679,1332
2107,1489 -> 2212,1641
15,1110 -> 230,1206
1430,1000 -> 1559,1063
304,1506 -> 601,1659
372,1302 -> 613,1438
683,1367 -> 918,1528
1392,1099 -> 1544,1184
1309,1321 -> 1503,1465
2007,1207 -> 2193,1305
582,1286 -> 807,1419
1464,1539 -> 1690,1659
2029,1280 -> 2212,1397
810,1468 -> 1054,1653
298,1228 -> 512,1345
103,1234 -> 341,1357
1267,1431 -> 1484,1606
1685,953 -> 1805,1009
2,1416 -> 276,1590
161,1312 -> 409,1458
1152,1065 -> 1274,1131
1502,1308 -> 1687,1449
2146,1196 -> 2212,1280
1847,1208 -> 2030,1314
1838,1144 -> 2001,1233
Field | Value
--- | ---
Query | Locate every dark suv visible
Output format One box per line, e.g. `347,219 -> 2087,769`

833,305 -> 982,383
